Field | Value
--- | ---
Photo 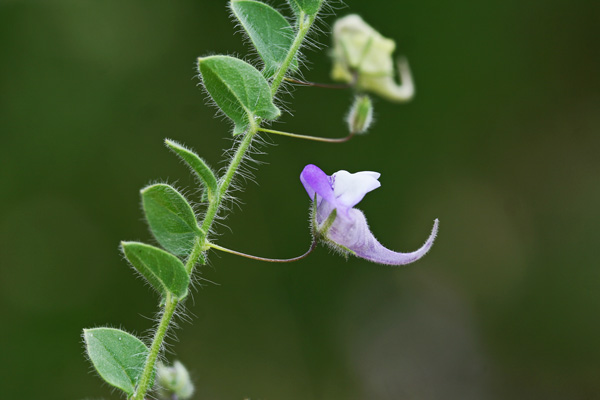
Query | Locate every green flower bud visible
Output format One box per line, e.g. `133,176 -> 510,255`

331,14 -> 415,102
156,360 -> 195,400
346,95 -> 374,134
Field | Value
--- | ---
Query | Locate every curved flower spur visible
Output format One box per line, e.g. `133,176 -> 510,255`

301,164 -> 439,265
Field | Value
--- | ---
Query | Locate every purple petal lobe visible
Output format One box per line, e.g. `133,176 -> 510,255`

328,212 -> 439,265
300,164 -> 335,203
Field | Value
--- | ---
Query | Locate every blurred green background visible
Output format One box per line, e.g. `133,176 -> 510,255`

1,0 -> 599,399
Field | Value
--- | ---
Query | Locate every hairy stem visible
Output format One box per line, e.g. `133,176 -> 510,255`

132,11 -> 318,400
270,11 -> 314,97
185,236 -> 207,275
133,293 -> 177,400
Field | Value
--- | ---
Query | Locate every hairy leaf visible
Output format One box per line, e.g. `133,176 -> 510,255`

84,328 -> 152,396
142,183 -> 201,256
230,0 -> 298,78
197,55 -> 280,135
122,242 -> 190,300
164,140 -> 218,201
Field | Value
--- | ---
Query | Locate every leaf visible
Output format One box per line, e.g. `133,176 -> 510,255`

122,242 -> 190,300
142,183 -> 202,256
287,0 -> 322,15
197,55 -> 280,135
83,327 -> 152,396
230,0 -> 298,78
164,140 -> 219,201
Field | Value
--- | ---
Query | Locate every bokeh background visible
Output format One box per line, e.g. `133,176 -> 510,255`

1,0 -> 599,399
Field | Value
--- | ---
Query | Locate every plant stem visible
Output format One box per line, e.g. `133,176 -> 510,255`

258,127 -> 354,143
132,12 -> 318,400
284,77 -> 353,89
185,236 -> 207,275
133,293 -> 177,400
270,11 -> 313,97
207,240 -> 316,263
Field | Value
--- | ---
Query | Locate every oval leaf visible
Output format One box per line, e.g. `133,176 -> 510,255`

142,183 -> 201,256
164,140 -> 218,201
122,242 -> 190,300
84,327 -> 151,396
197,55 -> 280,135
287,0 -> 322,15
230,0 -> 298,78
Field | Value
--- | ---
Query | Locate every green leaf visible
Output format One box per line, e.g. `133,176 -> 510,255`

230,0 -> 298,78
197,55 -> 280,135
287,0 -> 322,15
84,327 -> 152,396
142,183 -> 202,256
164,139 -> 218,202
122,242 -> 190,300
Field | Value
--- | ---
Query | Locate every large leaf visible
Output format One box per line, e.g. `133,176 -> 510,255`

142,183 -> 201,256
197,55 -> 280,135
287,0 -> 322,15
230,0 -> 298,78
122,242 -> 190,300
164,139 -> 218,201
84,327 -> 151,396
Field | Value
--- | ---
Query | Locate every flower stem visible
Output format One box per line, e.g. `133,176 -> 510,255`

131,11 -> 319,400
284,77 -> 353,89
207,241 -> 316,263
258,127 -> 354,143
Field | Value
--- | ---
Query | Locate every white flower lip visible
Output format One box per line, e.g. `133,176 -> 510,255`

332,170 -> 381,208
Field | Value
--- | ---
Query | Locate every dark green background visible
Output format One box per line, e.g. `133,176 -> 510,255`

1,0 -> 599,399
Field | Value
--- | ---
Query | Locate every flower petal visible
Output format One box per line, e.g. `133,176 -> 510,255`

328,210 -> 439,265
332,170 -> 381,208
300,164 -> 335,203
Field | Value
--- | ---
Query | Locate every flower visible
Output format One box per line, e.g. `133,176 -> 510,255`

300,164 -> 438,265
331,14 -> 415,102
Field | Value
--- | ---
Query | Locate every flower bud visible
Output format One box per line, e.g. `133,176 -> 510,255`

156,360 -> 194,400
331,14 -> 415,102
346,95 -> 373,134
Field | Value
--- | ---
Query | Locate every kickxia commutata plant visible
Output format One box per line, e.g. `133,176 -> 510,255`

82,1 -> 439,399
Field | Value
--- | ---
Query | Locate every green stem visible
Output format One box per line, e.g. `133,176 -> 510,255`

185,236 -> 207,275
270,11 -> 314,97
133,293 -> 177,400
132,11 -> 319,400
284,77 -> 353,89
207,240 -> 316,263
258,127 -> 354,143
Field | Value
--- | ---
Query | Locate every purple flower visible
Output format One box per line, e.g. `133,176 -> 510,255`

300,164 -> 438,265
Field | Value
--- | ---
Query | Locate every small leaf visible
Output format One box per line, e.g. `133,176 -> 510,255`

197,55 -> 280,135
164,140 -> 219,201
287,0 -> 322,15
142,183 -> 201,256
84,327 -> 151,396
230,0 -> 298,78
122,242 -> 190,300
